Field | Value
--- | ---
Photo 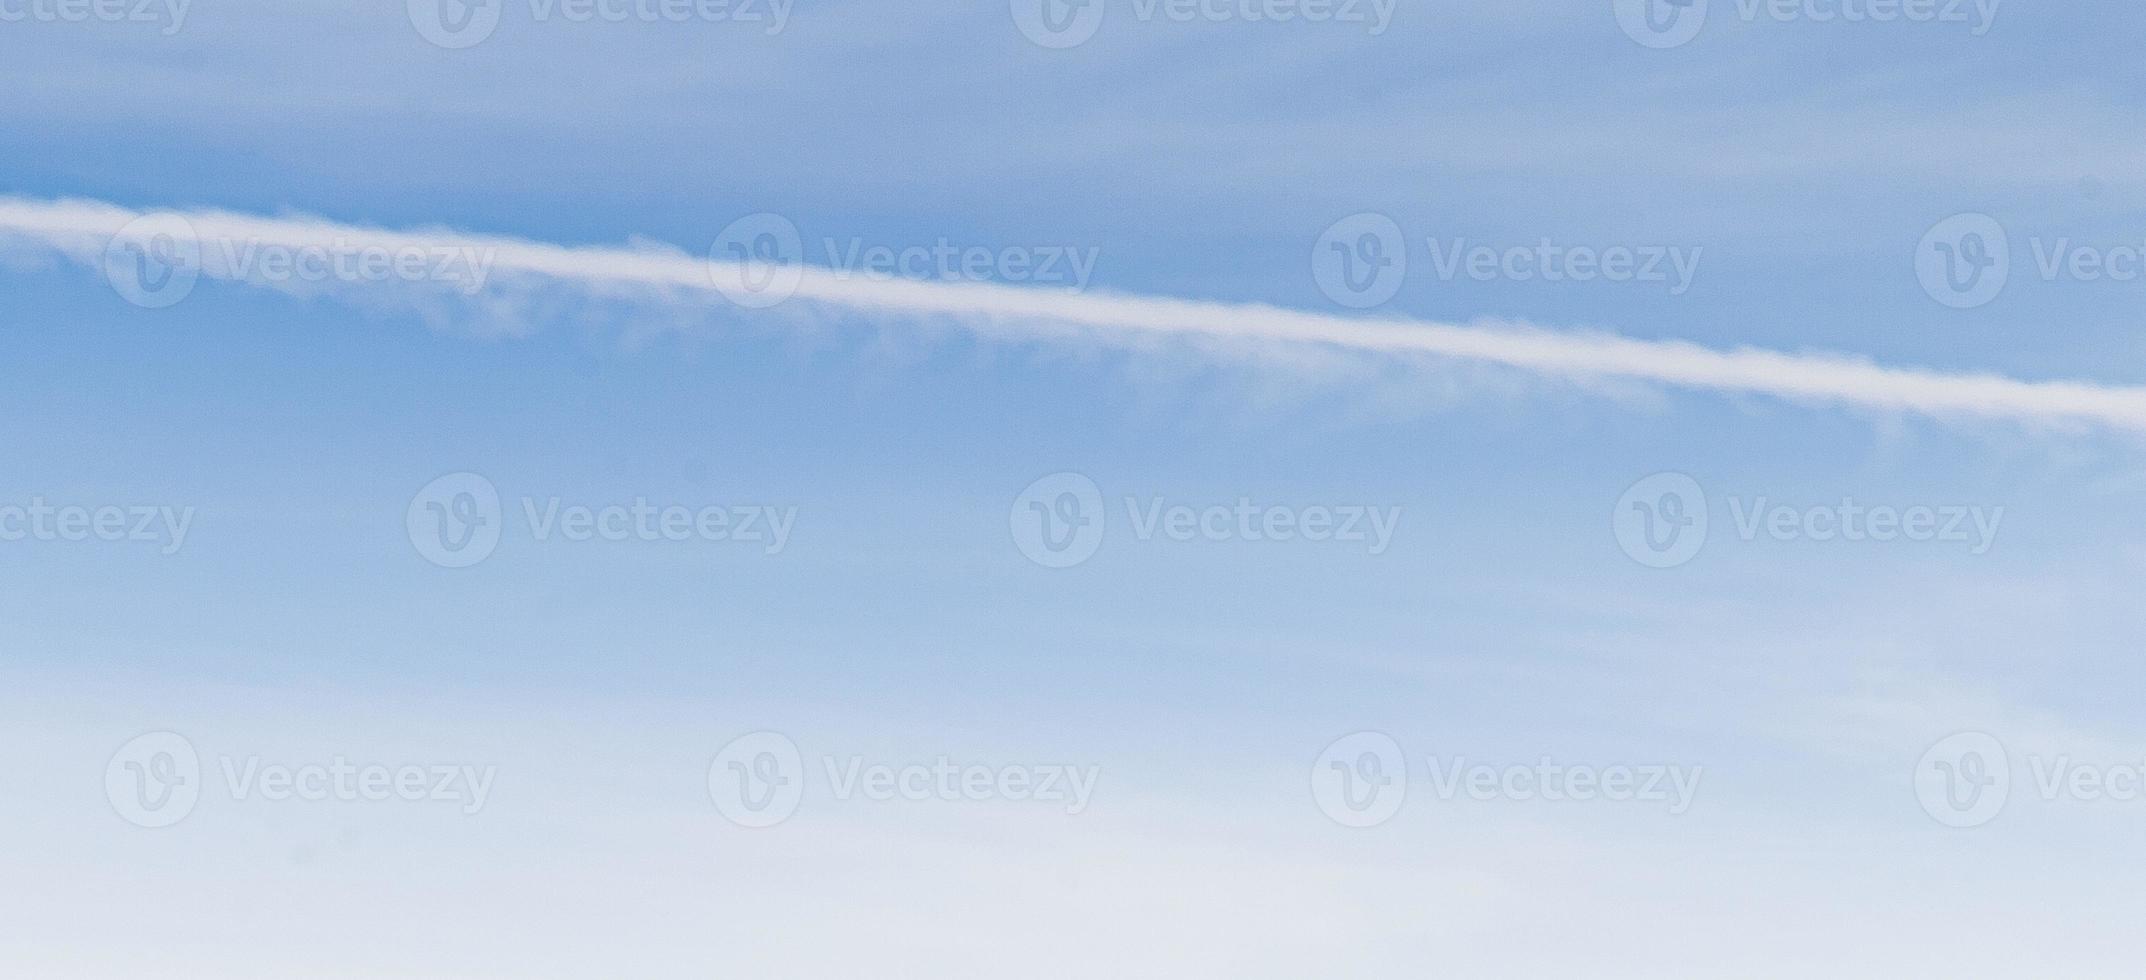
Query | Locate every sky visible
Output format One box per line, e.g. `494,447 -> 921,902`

4,1 -> 2146,976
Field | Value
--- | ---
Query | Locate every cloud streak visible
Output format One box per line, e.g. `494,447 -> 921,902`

7,195 -> 2146,433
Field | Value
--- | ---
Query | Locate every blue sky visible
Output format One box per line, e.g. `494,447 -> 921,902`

5,1 -> 2146,976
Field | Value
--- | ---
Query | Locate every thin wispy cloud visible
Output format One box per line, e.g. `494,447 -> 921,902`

7,195 -> 2146,433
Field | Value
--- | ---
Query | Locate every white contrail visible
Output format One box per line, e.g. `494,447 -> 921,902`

5,195 -> 2144,432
